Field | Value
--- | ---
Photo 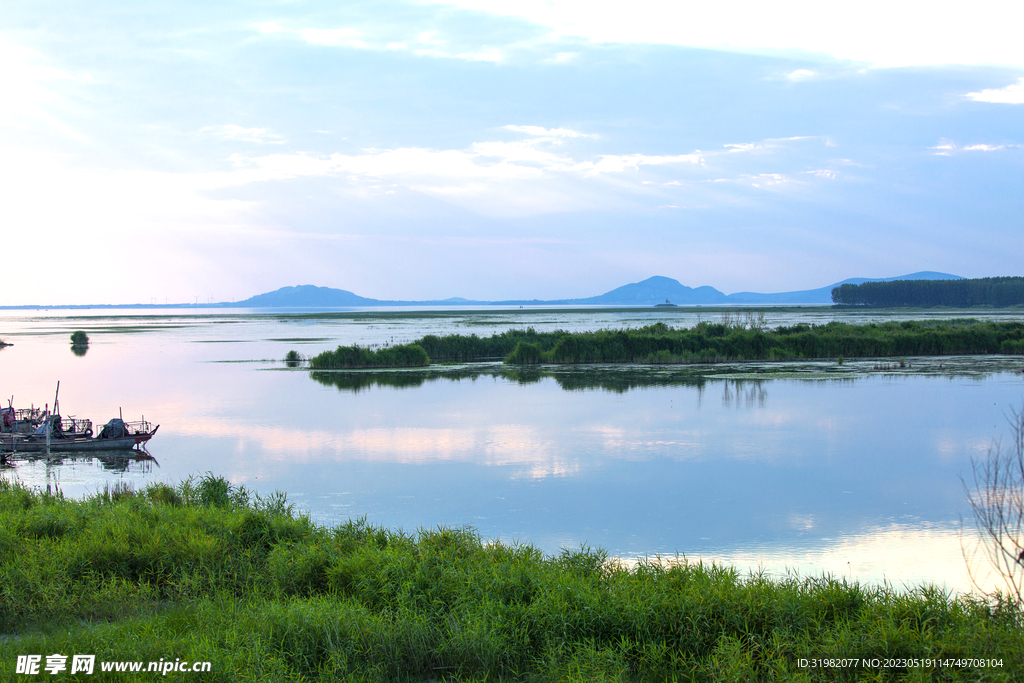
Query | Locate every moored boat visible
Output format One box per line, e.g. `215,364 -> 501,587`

1,415 -> 158,452
2,383 -> 158,454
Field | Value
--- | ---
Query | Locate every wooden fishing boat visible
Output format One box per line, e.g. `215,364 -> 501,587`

0,415 -> 158,453
2,382 -> 158,454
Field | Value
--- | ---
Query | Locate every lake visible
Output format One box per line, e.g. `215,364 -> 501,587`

2,306 -> 1023,595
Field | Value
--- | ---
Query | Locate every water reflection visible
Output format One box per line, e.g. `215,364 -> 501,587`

2,452 -> 159,500
71,344 -> 88,357
310,368 -> 475,392
2,451 -> 158,474
653,522 -> 996,594
306,355 -> 1024,397
309,366 -> 713,394
721,380 -> 768,409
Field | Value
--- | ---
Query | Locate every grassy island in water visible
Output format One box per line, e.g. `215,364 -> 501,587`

0,477 -> 1020,681
306,319 -> 1024,369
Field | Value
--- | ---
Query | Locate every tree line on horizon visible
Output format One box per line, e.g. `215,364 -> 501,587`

832,277 -> 1024,307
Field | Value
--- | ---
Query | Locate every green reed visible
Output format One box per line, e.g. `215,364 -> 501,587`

308,344 -> 429,369
309,320 -> 1024,371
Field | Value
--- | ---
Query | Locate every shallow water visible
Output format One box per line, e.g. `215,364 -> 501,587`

2,307 -> 1023,594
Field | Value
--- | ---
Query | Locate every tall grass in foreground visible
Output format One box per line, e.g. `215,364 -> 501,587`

0,476 -> 1020,682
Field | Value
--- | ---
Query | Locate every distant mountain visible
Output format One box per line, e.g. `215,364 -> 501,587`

568,276 -> 731,305
236,285 -> 377,307
233,272 -> 966,308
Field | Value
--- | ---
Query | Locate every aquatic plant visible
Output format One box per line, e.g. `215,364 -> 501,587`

70,330 -> 88,346
518,319 -> 1024,365
308,343 -> 429,369
504,340 -> 543,364
301,320 -> 1024,370
284,349 -> 303,367
418,327 -> 568,362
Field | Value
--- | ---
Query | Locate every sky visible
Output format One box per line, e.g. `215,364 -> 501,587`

2,0 -> 1023,304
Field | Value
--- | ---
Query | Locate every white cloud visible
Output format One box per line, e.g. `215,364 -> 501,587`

299,28 -> 367,49
418,47 -> 504,62
426,0 -> 1024,68
785,69 -> 816,81
256,23 -> 368,49
724,136 -> 820,154
203,125 -> 285,144
503,125 -> 593,138
216,133 -> 703,188
742,173 -> 792,188
146,131 -> 829,222
542,51 -> 579,64
966,78 -> 1024,104
251,21 -> 284,34
472,140 -> 572,166
587,153 -> 702,174
418,31 -> 443,46
929,140 -> 1011,155
65,126 -> 700,222
251,22 -> 504,62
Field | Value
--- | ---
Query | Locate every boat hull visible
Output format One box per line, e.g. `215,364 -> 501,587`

0,433 -> 154,453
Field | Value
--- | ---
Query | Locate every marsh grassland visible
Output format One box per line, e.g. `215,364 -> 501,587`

308,319 -> 1024,369
0,477 -> 1020,682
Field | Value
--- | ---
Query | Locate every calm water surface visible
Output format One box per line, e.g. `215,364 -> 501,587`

2,307 -> 1023,594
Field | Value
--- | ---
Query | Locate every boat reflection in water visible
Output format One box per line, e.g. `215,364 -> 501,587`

1,449 -> 159,498
1,449 -> 158,473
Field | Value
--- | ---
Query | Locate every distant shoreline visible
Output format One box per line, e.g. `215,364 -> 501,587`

0,272 -> 977,309
0,303 -> 836,311
4,303 -> 1024,315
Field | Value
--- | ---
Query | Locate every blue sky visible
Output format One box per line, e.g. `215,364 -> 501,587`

2,1 -> 1022,304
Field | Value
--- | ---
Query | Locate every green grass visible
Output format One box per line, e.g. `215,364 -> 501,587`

0,476 -> 1020,681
